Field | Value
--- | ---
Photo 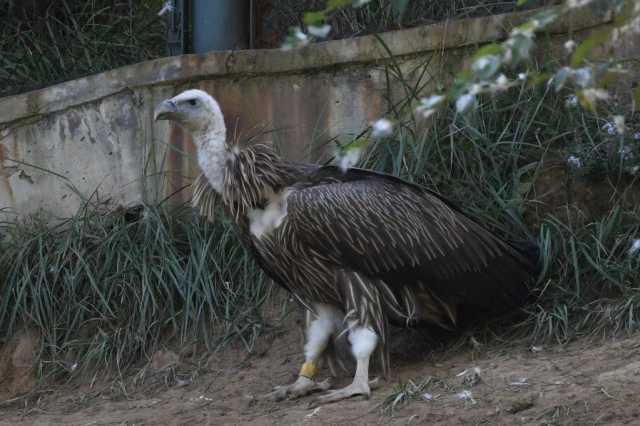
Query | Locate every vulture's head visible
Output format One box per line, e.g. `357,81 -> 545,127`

154,89 -> 226,140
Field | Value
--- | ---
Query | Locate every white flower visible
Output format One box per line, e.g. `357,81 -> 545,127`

634,132 -> 640,141
496,74 -> 509,85
567,155 -> 582,168
471,55 -> 500,76
631,165 -> 640,175
614,115 -> 626,135
469,84 -> 483,95
371,118 -> 393,138
491,74 -> 512,93
416,95 -> 445,119
337,147 -> 363,172
294,28 -> 309,43
518,72 -> 528,81
629,239 -> 640,256
420,94 -> 445,109
281,27 -> 310,50
473,57 -> 491,71
564,40 -> 577,54
422,393 -> 434,401
456,93 -> 477,113
308,24 -> 331,38
353,0 -> 372,6
565,95 -> 578,107
602,122 -> 617,135
573,67 -> 594,88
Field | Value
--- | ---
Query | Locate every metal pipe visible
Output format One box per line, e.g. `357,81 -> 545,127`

191,0 -> 250,53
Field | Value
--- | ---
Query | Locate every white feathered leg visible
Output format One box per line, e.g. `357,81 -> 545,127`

310,325 -> 379,406
266,304 -> 341,400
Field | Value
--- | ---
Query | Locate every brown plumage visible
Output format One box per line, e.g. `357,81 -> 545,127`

156,89 -> 539,405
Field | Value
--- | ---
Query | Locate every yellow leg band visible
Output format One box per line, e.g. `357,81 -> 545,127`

299,362 -> 318,379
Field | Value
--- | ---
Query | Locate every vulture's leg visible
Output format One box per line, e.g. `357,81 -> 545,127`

310,326 -> 378,406
265,304 -> 339,401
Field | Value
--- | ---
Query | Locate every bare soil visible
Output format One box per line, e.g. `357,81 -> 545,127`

2,314 -> 640,426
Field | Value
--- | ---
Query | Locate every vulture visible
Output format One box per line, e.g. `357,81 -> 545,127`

154,89 -> 539,405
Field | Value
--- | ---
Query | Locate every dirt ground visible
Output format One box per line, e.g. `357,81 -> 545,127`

2,314 -> 640,426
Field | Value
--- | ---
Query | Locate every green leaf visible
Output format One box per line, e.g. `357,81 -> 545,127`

577,91 -> 593,111
346,137 -> 370,150
473,43 -> 504,60
327,0 -> 351,11
303,11 -> 326,25
516,0 -> 530,6
512,20 -> 536,35
529,71 -> 550,87
570,28 -> 611,68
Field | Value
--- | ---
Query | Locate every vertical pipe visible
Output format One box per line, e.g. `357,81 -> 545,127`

249,0 -> 256,49
191,0 -> 250,53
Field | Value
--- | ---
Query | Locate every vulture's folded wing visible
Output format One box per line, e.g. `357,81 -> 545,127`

286,170 -> 536,310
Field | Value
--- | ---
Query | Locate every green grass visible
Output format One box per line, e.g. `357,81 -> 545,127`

358,57 -> 640,344
0,198 -> 268,380
0,0 -> 166,97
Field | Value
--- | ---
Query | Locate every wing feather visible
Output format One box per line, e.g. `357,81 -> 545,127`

286,168 -> 536,311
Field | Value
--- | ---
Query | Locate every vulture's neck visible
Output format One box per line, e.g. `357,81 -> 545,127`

196,135 -> 289,223
196,132 -> 227,194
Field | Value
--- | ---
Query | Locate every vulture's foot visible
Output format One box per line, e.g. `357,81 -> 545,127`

308,378 -> 381,407
265,376 -> 331,401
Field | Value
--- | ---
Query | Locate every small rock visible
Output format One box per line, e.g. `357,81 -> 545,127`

0,329 -> 39,399
507,397 -> 535,414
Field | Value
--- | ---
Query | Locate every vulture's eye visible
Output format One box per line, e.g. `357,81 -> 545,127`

187,99 -> 198,106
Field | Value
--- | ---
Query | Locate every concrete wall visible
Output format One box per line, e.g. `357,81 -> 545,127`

0,8 -> 619,220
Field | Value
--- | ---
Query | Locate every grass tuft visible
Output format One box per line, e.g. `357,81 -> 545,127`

0,0 -> 166,97
359,61 -> 640,345
381,376 -> 452,415
0,198 -> 267,380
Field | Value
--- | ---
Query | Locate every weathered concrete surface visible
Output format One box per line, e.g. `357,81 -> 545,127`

0,8 -> 622,220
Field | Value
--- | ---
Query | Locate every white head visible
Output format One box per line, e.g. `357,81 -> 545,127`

155,89 -> 229,193
154,89 -> 226,142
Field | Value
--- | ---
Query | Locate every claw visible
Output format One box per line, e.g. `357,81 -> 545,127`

308,381 -> 371,408
263,376 -> 332,401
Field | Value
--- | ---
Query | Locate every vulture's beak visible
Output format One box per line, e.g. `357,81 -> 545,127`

154,99 -> 178,121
